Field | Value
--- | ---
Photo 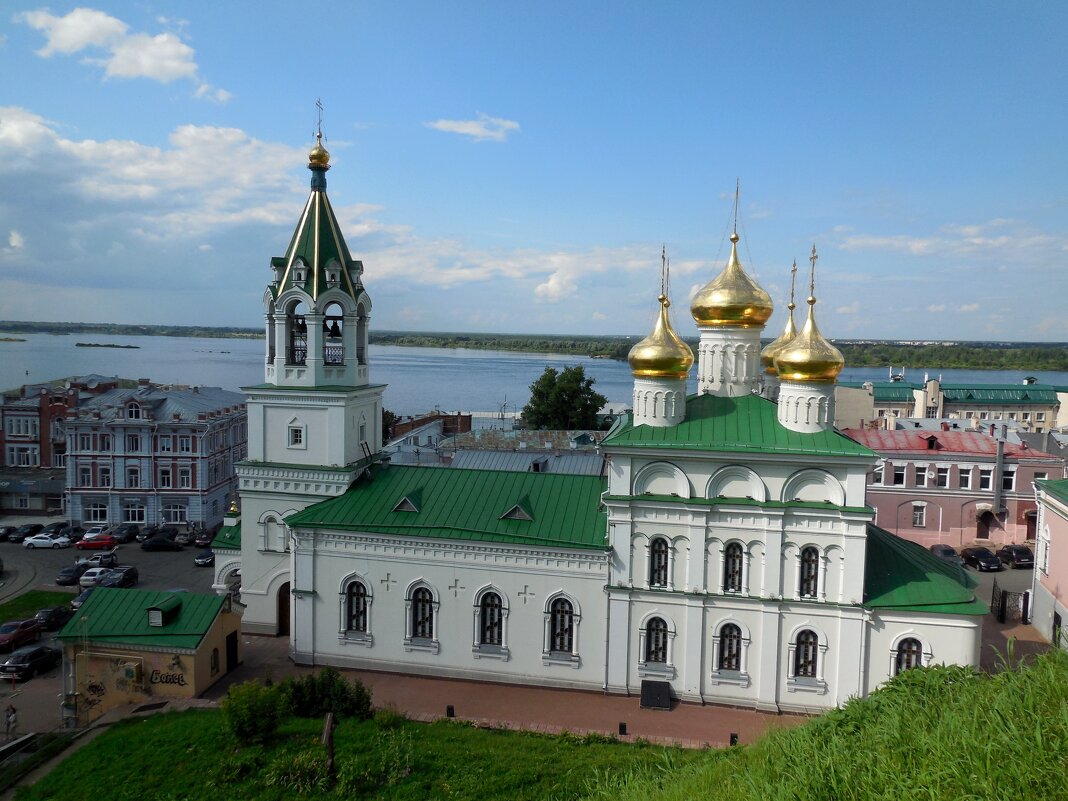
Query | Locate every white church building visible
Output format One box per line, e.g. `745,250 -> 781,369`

216,137 -> 985,713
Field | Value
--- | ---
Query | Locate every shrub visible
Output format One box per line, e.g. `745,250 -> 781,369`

278,666 -> 372,720
374,705 -> 407,730
221,680 -> 285,745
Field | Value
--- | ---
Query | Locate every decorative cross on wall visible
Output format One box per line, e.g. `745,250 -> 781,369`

380,573 -> 397,592
448,578 -> 465,598
517,585 -> 536,604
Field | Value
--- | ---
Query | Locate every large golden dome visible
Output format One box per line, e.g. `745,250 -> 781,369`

628,294 -> 694,379
690,233 -> 773,327
773,295 -> 844,383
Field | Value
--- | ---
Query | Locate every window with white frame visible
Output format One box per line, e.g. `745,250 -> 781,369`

158,437 -> 173,454
126,466 -> 140,488
799,547 -> 819,598
403,585 -> 439,653
1039,527 -> 1050,574
1002,470 -> 1016,492
123,503 -> 145,523
159,467 -> 172,488
79,466 -> 91,487
979,469 -> 993,490
161,504 -> 186,524
127,434 -> 141,453
912,504 -> 926,528
1035,472 -> 1047,482
342,580 -> 371,643
914,466 -> 927,487
893,466 -> 905,485
959,468 -> 972,490
718,624 -> 743,672
794,630 -> 819,678
936,467 -> 949,488
7,446 -> 39,467
1036,412 -> 1045,422
100,434 -> 112,451
479,592 -> 503,646
872,463 -> 883,484
649,537 -> 669,588
542,596 -> 580,666
85,503 -> 108,523
178,467 -> 191,489
99,467 -> 111,488
179,436 -> 192,454
15,495 -> 29,509
79,433 -> 91,451
723,542 -> 744,593
127,403 -> 142,420
895,637 -> 924,674
288,425 -> 305,448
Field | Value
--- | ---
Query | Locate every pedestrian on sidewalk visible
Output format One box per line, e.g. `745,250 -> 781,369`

5,704 -> 16,740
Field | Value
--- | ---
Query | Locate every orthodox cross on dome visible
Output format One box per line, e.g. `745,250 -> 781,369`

808,244 -> 818,303
788,259 -> 798,310
731,177 -> 740,237
660,244 -> 671,300
315,97 -> 325,140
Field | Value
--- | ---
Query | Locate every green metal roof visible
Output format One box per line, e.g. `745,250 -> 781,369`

604,493 -> 872,515
1037,478 -> 1068,509
602,393 -> 875,458
211,522 -> 240,551
840,381 -> 921,403
57,588 -> 226,649
940,384 -> 1059,405
285,465 -> 608,550
863,524 -> 986,615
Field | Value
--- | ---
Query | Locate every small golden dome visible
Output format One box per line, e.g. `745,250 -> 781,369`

773,295 -> 844,383
308,133 -> 330,169
628,294 -> 694,379
761,260 -> 799,375
690,233 -> 773,328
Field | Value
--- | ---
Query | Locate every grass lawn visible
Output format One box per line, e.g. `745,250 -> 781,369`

15,709 -> 699,801
0,591 -> 73,623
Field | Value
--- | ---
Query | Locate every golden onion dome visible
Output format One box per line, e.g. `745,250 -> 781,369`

628,294 -> 694,379
773,294 -> 844,383
690,233 -> 774,328
308,133 -> 330,169
761,304 -> 797,375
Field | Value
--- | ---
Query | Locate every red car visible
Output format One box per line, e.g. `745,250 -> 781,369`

75,534 -> 118,551
0,619 -> 42,653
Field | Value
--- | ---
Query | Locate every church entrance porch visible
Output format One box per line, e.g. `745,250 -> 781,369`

277,582 -> 291,636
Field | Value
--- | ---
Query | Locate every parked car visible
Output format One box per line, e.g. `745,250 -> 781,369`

24,533 -> 71,549
97,565 -> 139,588
111,524 -> 140,544
929,543 -> 964,566
76,552 -> 119,569
0,526 -> 17,542
194,530 -> 215,548
70,588 -> 94,610
34,606 -> 74,631
8,524 -> 43,544
960,547 -> 1002,572
995,544 -> 1035,569
193,549 -> 215,567
0,620 -> 42,652
136,526 -> 159,543
83,525 -> 109,538
175,530 -> 196,546
0,645 -> 61,681
41,522 -> 68,536
142,537 -> 183,552
158,526 -> 180,541
75,533 -> 118,551
79,567 -> 112,588
55,562 -> 91,586
60,525 -> 86,542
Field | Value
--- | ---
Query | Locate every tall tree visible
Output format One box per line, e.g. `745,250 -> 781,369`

522,366 -> 608,430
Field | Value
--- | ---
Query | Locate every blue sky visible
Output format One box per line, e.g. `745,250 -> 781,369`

1,2 -> 1065,341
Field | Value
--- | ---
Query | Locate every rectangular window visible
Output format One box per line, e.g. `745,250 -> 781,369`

178,468 -> 192,489
1035,472 -> 1047,482
127,434 -> 141,453
925,405 -> 938,419
289,427 -> 303,447
1036,412 -> 1045,422
79,433 -> 91,450
127,467 -> 140,489
79,466 -> 92,487
936,467 -> 949,487
872,464 -> 883,484
158,437 -> 173,453
912,505 -> 926,528
893,466 -> 905,486
979,469 -> 993,490
159,467 -> 172,488
979,411 -> 989,420
1022,412 -> 1031,421
1008,412 -> 1017,421
99,467 -> 111,488
179,436 -> 192,454
959,468 -> 972,489
914,466 -> 927,487
100,434 -> 112,451
1002,470 -> 1016,492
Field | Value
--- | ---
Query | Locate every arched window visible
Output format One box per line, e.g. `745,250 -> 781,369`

644,617 -> 668,663
347,582 -> 368,633
126,403 -> 141,420
794,630 -> 819,678
895,637 -> 923,674
718,624 -> 742,671
480,592 -> 503,646
799,547 -> 819,598
287,301 -> 308,365
322,301 -> 344,365
549,598 -> 574,654
412,587 -> 434,640
723,542 -> 744,593
649,538 -> 669,588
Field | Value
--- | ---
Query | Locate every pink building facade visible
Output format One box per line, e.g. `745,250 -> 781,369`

843,428 -> 1065,548
1032,479 -> 1068,648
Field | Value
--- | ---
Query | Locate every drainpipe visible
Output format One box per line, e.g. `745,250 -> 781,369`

992,425 -> 1006,515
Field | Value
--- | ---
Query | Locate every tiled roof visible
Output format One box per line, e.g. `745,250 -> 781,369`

603,394 -> 875,458
1038,478 -> 1068,509
285,465 -> 608,550
56,588 -> 226,649
843,428 -> 1055,459
863,524 -> 986,615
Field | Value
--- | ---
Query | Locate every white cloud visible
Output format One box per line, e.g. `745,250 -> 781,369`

197,244 -> 213,252
424,113 -> 519,142
17,7 -> 228,101
837,219 -> 1061,262
959,303 -> 980,313
7,230 -> 23,249
592,311 -> 607,321
835,301 -> 859,314
927,304 -> 946,313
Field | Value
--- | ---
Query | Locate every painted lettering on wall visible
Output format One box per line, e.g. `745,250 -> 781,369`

150,669 -> 187,686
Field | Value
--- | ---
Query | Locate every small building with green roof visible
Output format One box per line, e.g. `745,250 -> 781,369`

1032,478 -> 1068,648
57,588 -> 241,725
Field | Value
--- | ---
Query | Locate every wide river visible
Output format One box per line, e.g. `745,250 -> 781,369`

2,333 -> 1066,417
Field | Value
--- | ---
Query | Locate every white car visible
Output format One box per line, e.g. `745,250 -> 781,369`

23,533 -> 71,549
83,525 -> 109,538
79,567 -> 111,588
